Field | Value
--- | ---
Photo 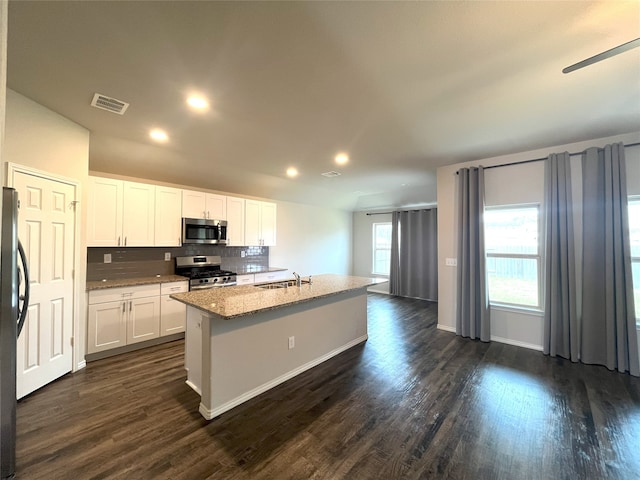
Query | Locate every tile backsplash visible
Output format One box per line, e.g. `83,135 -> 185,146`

87,245 -> 269,281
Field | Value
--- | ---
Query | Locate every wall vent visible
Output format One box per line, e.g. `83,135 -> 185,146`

90,93 -> 129,115
321,171 -> 341,178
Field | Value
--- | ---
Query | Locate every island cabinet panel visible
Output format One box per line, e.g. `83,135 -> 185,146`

190,289 -> 368,419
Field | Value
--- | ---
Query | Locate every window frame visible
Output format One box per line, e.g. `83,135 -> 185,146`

484,203 -> 543,311
372,222 -> 392,276
628,196 -> 640,323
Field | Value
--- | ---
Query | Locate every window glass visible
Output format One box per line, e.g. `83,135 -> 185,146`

485,205 -> 541,309
372,223 -> 392,275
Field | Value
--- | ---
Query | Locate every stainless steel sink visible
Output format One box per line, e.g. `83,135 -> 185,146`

256,279 -> 309,289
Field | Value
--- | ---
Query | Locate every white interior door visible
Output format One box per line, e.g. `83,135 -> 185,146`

13,171 -> 75,399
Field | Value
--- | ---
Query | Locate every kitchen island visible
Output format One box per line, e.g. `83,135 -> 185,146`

170,274 -> 381,420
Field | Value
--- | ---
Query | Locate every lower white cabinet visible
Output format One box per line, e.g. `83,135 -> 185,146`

160,282 -> 189,335
236,274 -> 255,285
87,281 -> 188,355
254,270 -> 289,283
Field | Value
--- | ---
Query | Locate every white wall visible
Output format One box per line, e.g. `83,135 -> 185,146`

269,200 -> 352,277
351,211 -> 390,293
437,131 -> 640,351
0,0 -> 7,186
4,89 -> 90,369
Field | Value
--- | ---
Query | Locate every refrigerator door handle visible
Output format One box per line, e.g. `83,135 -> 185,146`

17,240 -> 30,337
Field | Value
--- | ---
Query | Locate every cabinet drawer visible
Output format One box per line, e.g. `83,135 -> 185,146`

161,281 -> 189,295
236,274 -> 254,285
88,283 -> 161,304
254,270 -> 288,283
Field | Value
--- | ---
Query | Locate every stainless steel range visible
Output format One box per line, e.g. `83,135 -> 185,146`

175,255 -> 237,290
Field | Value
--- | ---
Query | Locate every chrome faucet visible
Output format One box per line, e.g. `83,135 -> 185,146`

292,272 -> 301,287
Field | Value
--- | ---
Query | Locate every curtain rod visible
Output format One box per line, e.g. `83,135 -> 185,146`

366,207 -> 435,216
456,141 -> 640,173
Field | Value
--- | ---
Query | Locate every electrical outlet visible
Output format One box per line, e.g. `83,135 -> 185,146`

445,258 -> 457,267
104,253 -> 112,264
288,336 -> 295,349
241,250 -> 246,258
164,252 -> 171,261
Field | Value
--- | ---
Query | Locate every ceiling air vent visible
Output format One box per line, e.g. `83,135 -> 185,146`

90,93 -> 129,115
321,171 -> 341,178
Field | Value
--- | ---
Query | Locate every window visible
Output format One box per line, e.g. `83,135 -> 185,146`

372,222 -> 392,275
629,197 -> 640,321
485,205 -> 541,309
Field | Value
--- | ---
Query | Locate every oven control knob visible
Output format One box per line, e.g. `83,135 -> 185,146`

213,278 -> 218,283
199,279 -> 205,284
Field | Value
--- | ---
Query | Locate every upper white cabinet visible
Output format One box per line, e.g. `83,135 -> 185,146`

87,177 -> 123,246
122,181 -> 156,246
226,196 -> 245,246
87,177 -> 155,247
155,186 -> 182,246
245,200 -> 276,246
182,190 -> 227,220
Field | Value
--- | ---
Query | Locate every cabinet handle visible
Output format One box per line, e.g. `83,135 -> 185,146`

129,301 -> 132,312
125,237 -> 127,246
122,302 -> 126,313
118,236 -> 121,246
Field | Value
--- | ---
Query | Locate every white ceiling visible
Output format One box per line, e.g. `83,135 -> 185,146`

7,1 -> 640,211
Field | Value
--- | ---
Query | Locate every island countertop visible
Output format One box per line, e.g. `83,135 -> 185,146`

171,274 -> 383,319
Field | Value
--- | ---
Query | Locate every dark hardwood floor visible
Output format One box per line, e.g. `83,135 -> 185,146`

16,294 -> 640,479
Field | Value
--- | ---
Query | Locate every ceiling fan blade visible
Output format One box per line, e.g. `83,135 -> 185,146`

562,37 -> 640,74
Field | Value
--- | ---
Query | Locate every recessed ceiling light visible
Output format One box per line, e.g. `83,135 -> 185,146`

286,167 -> 299,178
186,95 -> 209,111
335,152 -> 349,165
149,129 -> 169,142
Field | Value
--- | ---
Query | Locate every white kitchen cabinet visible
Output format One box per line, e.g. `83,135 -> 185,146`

160,281 -> 189,335
87,284 -> 161,354
182,190 -> 227,220
236,274 -> 254,285
87,177 -> 123,246
254,270 -> 288,284
87,177 -> 156,247
155,186 -> 182,246
122,181 -> 156,246
245,200 -> 277,246
226,196 -> 245,246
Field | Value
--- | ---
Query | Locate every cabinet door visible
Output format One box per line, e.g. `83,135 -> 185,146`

87,176 -> 123,246
127,296 -> 160,344
205,194 -> 227,220
160,295 -> 186,335
182,189 -> 206,219
123,181 -> 156,246
87,301 -> 127,354
155,186 -> 182,246
236,274 -> 254,285
244,199 -> 262,246
261,202 -> 277,246
226,196 -> 245,246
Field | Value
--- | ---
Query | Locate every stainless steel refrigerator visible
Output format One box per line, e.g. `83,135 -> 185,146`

1,187 -> 30,480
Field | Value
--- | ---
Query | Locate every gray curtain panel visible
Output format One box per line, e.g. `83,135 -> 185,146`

581,143 -> 639,376
388,209 -> 438,300
543,152 -> 579,360
456,167 -> 490,341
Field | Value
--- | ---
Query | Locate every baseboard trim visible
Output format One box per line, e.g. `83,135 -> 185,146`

185,380 -> 202,396
75,360 -> 87,372
490,335 -> 543,351
199,334 -> 369,420
437,324 -> 456,333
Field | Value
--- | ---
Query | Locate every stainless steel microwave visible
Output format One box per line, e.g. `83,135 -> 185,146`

182,217 -> 228,245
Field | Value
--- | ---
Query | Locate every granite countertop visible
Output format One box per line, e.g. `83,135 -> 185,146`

234,266 -> 288,275
170,274 -> 384,319
87,274 -> 189,291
